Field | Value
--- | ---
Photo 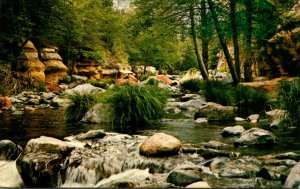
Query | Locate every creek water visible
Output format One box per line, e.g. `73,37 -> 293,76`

1,108 -> 300,187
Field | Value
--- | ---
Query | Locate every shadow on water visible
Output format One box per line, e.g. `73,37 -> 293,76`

1,108 -> 300,157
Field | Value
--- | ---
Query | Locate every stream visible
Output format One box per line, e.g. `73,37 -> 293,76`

0,108 -> 300,187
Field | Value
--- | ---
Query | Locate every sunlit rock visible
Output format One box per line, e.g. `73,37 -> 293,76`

139,133 -> 181,157
194,102 -> 237,121
221,125 -> 245,137
0,140 -> 22,161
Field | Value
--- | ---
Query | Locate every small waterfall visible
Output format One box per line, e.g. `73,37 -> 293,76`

0,160 -> 23,187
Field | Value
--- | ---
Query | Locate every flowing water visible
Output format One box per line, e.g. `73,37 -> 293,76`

1,108 -> 300,187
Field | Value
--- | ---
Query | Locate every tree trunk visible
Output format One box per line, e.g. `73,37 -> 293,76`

229,0 -> 241,80
244,0 -> 253,81
200,0 -> 209,70
189,4 -> 209,80
207,0 -> 239,84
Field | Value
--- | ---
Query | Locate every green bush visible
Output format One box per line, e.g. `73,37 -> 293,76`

64,92 -> 102,122
89,80 -> 108,89
202,80 -> 236,106
181,79 -> 203,93
106,84 -> 170,126
105,79 -> 116,85
279,79 -> 300,128
235,85 -> 270,115
146,78 -> 159,86
140,74 -> 149,81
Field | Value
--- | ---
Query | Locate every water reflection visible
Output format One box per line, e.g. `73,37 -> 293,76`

0,108 -> 300,157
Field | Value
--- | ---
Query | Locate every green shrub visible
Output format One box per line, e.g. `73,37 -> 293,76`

36,82 -> 47,92
106,84 -> 170,126
236,85 -> 270,115
202,80 -> 236,106
89,80 -> 108,89
181,79 -> 203,93
105,79 -> 116,85
140,74 -> 149,81
279,79 -> 300,128
146,78 -> 159,86
64,92 -> 102,122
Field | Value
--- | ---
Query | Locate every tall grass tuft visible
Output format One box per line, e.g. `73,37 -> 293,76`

279,79 -> 300,128
64,92 -> 102,122
106,84 -> 170,126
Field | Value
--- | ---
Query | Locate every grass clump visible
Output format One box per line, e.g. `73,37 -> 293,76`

181,79 -> 203,93
89,80 -> 108,89
64,92 -> 102,122
146,78 -> 159,86
140,74 -> 149,81
106,84 -> 170,126
278,79 -> 300,128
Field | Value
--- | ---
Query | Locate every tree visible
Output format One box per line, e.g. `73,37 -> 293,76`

207,0 -> 239,84
189,3 -> 209,79
229,0 -> 241,80
244,0 -> 253,82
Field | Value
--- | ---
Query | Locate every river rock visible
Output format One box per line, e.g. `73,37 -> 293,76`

1,96 -> 12,109
81,103 -> 110,123
24,106 -> 35,111
201,141 -> 230,150
0,140 -> 22,160
210,157 -> 262,178
186,181 -> 211,188
246,114 -> 260,123
16,152 -> 64,187
256,166 -> 277,180
180,99 -> 206,110
95,169 -> 151,188
234,128 -> 278,147
284,161 -> 300,188
139,133 -> 181,157
266,109 -> 287,128
51,96 -> 71,107
41,92 -> 56,100
64,83 -> 105,95
167,169 -> 202,186
235,117 -> 246,122
274,152 -> 300,161
201,149 -> 239,159
194,102 -> 237,121
221,125 -> 245,137
28,98 -> 40,105
195,118 -> 208,126
76,129 -> 106,140
24,136 -> 74,155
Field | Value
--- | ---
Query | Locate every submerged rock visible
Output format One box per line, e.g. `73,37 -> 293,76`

76,129 -> 106,140
234,128 -> 278,147
195,118 -> 208,126
201,141 -> 231,150
139,133 -> 181,157
0,140 -> 22,160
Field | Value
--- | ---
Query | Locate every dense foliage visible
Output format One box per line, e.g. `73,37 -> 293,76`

279,79 -> 300,129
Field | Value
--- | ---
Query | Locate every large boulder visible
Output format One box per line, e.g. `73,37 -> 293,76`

139,133 -> 181,157
17,152 -> 64,187
260,1 -> 300,77
23,136 -> 74,155
16,136 -> 74,187
41,47 -> 68,84
64,83 -> 105,95
0,140 -> 22,160
234,128 -> 278,147
19,40 -> 46,83
194,102 -> 237,121
284,161 -> 300,188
